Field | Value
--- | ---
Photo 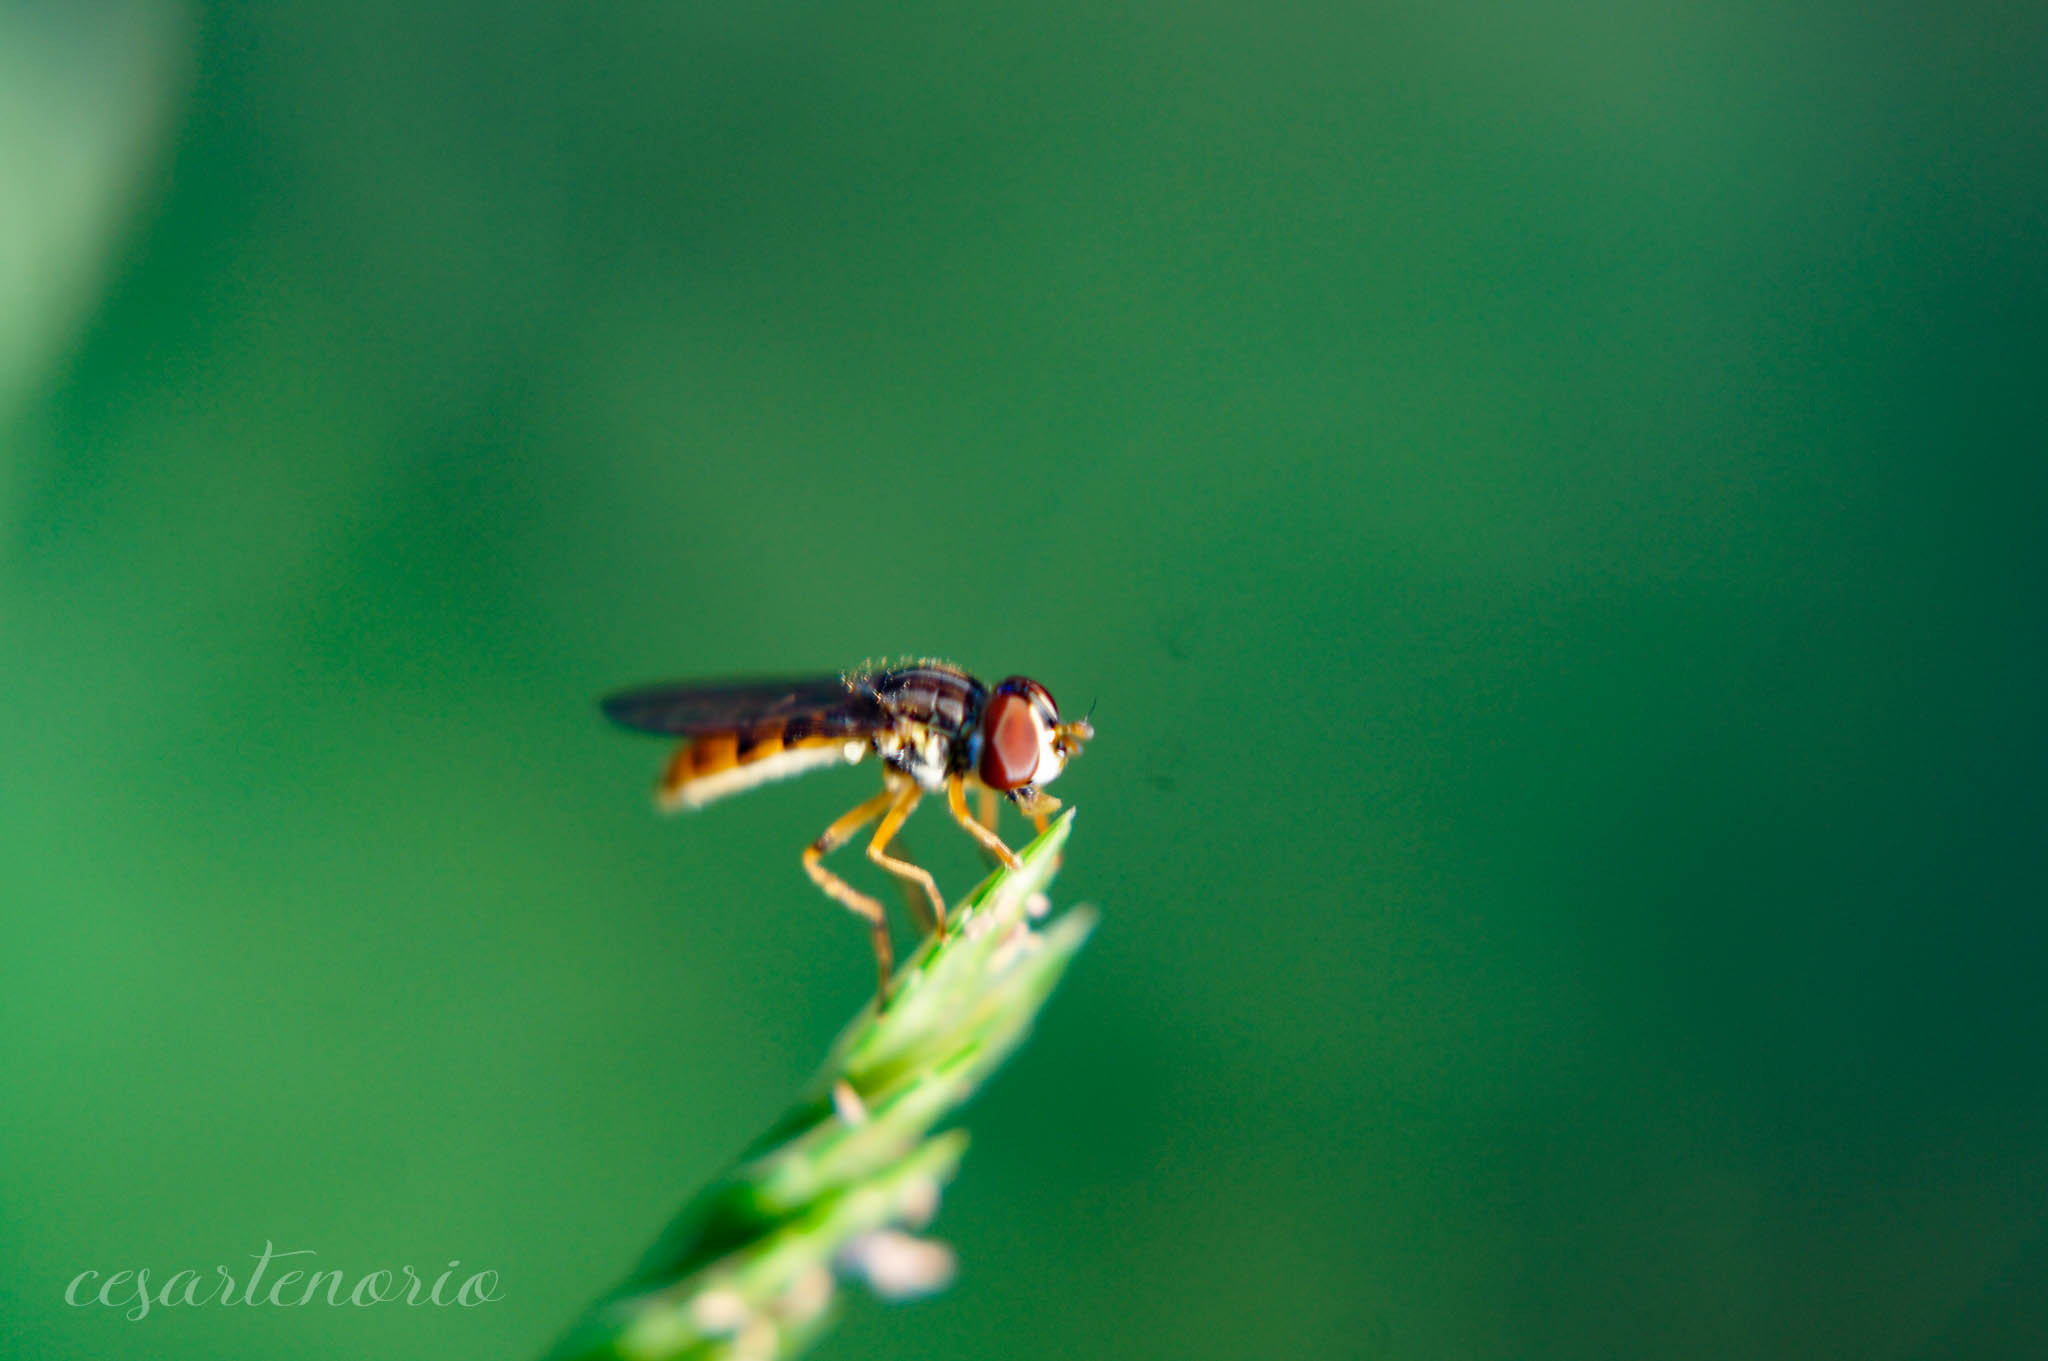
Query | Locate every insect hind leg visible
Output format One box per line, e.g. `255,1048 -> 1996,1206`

802,788 -> 898,1003
881,831 -> 945,936
868,784 -> 948,939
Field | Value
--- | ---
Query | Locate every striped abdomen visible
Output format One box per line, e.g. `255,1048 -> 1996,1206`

657,720 -> 868,811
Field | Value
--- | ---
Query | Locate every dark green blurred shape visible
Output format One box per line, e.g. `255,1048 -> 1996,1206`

5,3 -> 2046,1360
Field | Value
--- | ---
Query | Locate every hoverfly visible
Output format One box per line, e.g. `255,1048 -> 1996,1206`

601,659 -> 1094,1002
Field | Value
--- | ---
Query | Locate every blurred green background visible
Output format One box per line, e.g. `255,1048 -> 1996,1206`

5,2 -> 2046,1359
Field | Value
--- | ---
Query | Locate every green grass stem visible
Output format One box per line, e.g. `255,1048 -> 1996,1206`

542,811 -> 1092,1361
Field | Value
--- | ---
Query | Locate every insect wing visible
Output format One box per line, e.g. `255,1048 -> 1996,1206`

598,676 -> 869,736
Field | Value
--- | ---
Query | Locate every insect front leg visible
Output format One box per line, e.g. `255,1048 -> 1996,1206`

948,773 -> 1022,871
1015,784 -> 1060,835
1013,784 -> 1061,868
868,783 -> 949,939
802,788 -> 899,1003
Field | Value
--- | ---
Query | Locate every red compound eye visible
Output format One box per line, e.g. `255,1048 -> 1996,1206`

978,692 -> 1040,790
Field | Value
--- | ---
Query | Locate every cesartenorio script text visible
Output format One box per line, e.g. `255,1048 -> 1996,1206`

66,1242 -> 504,1320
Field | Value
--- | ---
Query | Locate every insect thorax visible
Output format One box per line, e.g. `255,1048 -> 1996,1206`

873,720 -> 963,792
864,663 -> 986,792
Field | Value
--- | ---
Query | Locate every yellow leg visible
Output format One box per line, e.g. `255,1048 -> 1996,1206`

885,832 -> 944,936
1014,786 -> 1058,865
949,773 -> 1022,871
977,784 -> 1001,837
803,789 -> 899,1002
868,783 -> 947,939
1016,786 -> 1061,823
